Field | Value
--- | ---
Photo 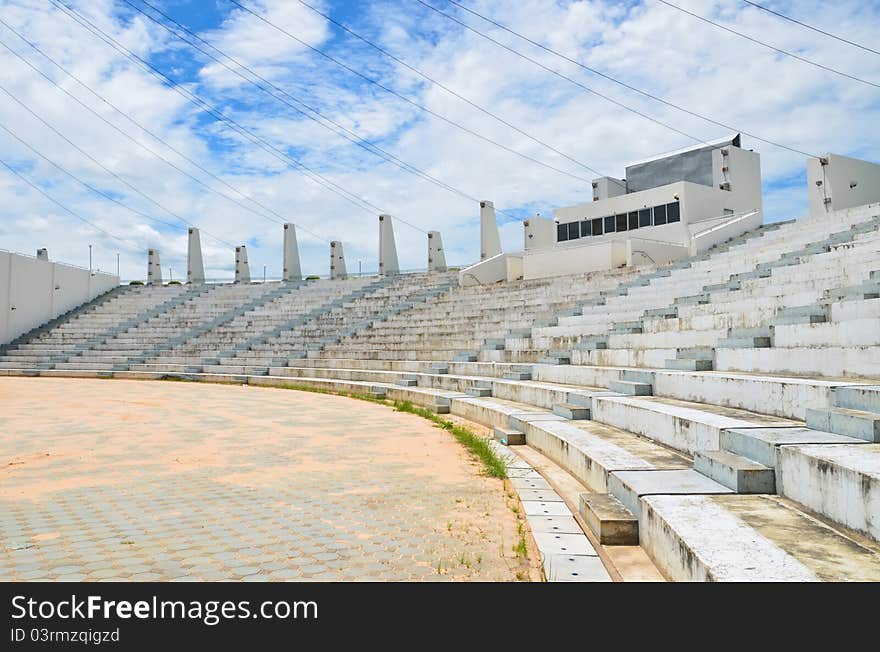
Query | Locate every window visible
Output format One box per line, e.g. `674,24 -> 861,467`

604,215 -> 616,233
615,213 -> 628,232
628,211 -> 639,230
592,217 -> 603,236
667,201 -> 681,223
581,219 -> 592,237
557,223 -> 568,242
638,208 -> 652,227
654,203 -> 667,225
568,222 -> 580,240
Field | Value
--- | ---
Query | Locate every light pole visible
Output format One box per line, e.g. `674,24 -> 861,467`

116,252 -> 120,278
88,244 -> 92,273
169,267 -> 173,283
358,259 -> 362,276
263,265 -> 267,283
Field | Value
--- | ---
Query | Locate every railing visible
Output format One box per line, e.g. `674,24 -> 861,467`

119,264 -> 468,286
0,247 -> 116,277
689,209 -> 760,242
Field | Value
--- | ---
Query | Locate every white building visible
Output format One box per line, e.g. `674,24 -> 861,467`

461,135 -> 764,285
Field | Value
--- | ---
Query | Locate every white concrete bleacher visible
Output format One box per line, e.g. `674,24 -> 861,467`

2,202 -> 879,581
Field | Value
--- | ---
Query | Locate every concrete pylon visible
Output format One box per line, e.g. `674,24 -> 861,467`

187,228 -> 205,284
480,200 -> 502,260
283,224 -> 302,281
428,231 -> 447,272
234,245 -> 251,283
378,214 -> 400,276
147,248 -> 162,285
330,241 -> 347,279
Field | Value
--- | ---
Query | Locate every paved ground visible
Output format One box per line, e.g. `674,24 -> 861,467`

0,378 -> 533,581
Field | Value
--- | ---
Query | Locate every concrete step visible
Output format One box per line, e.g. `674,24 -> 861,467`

608,380 -> 652,396
621,369 -> 654,384
608,469 -> 733,519
718,336 -> 771,348
503,371 -> 532,380
493,426 -> 525,446
665,358 -> 713,371
610,321 -> 643,334
395,378 -> 418,387
676,347 -> 714,360
552,403 -> 591,420
592,395 -> 797,456
806,407 -> 880,442
466,387 -> 492,397
675,293 -> 710,306
578,493 -> 639,545
720,426 -> 866,471
693,450 -> 776,493
826,281 -> 880,302
777,444 -> 880,542
643,307 -> 678,319
539,355 -> 571,365
574,339 -> 607,351
833,385 -> 880,413
641,493 -> 880,581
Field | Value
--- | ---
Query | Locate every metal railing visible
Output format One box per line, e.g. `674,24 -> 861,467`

690,209 -> 760,242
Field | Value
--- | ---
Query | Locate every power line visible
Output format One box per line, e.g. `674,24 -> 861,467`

14,7 -> 357,242
413,0 -> 713,156
657,0 -> 880,89
122,0 -> 433,234
292,0 -> 617,181
0,120 -> 184,234
741,0 -> 880,56
0,109 -> 236,248
437,0 -> 816,158
45,3 -> 374,234
0,157 -> 139,251
221,0 -> 596,186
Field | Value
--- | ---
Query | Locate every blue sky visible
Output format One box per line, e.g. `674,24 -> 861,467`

0,0 -> 877,279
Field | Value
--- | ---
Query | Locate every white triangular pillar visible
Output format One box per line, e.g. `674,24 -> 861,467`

378,214 -> 400,276
428,231 -> 446,272
235,245 -> 250,283
480,200 -> 501,260
147,248 -> 162,285
187,228 -> 205,284
330,241 -> 347,279
283,224 -> 302,281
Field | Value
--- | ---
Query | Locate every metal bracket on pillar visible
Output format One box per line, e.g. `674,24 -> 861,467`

235,245 -> 251,283
428,231 -> 447,272
480,200 -> 502,260
283,224 -> 302,282
147,248 -> 162,285
378,214 -> 400,276
330,241 -> 347,280
187,228 -> 205,284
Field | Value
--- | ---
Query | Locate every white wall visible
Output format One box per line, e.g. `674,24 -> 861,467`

689,210 -> 762,254
459,252 -> 517,286
625,238 -> 689,267
523,217 -> 556,251
521,240 -> 627,280
0,250 -> 118,344
807,153 -> 880,218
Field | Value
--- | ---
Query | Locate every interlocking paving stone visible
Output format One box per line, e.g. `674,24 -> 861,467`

1,378 -> 531,581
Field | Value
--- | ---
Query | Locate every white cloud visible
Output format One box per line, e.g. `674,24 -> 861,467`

0,0 -> 878,282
